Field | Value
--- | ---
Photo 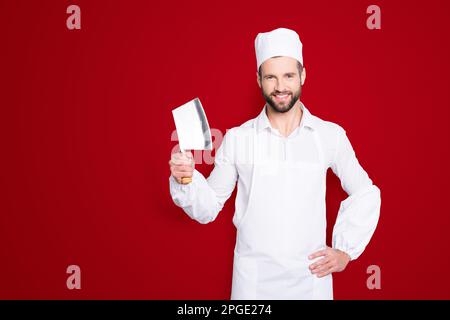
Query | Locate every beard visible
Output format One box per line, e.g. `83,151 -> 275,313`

263,86 -> 301,113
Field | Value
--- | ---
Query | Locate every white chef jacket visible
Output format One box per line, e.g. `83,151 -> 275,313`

169,102 -> 381,297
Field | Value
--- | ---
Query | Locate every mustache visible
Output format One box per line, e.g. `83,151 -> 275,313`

272,92 -> 292,95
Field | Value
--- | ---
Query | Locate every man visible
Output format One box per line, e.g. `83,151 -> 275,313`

169,27 -> 381,299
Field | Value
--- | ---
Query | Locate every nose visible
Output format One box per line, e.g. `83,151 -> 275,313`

274,78 -> 289,93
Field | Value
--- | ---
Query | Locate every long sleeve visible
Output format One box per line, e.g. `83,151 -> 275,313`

331,127 -> 381,260
169,129 -> 238,224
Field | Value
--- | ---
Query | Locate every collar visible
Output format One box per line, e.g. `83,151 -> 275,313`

255,101 -> 316,133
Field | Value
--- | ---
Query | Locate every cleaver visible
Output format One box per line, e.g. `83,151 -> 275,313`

171,97 -> 212,184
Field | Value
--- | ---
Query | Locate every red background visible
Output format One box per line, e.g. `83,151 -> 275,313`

1,0 -> 449,299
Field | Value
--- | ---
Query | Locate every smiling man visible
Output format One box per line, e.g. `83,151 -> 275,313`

169,27 -> 381,299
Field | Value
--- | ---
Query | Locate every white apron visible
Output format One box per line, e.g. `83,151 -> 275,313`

231,122 -> 333,300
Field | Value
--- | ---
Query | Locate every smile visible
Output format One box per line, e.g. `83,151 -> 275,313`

273,93 -> 290,102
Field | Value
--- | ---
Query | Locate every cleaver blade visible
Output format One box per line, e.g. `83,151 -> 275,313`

172,97 -> 212,153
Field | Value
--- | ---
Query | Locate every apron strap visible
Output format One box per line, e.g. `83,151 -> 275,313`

312,129 -> 326,168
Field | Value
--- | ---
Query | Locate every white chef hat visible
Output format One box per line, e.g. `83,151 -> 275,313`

254,27 -> 303,71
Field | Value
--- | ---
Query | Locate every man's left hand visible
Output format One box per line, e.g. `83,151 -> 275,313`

308,246 -> 351,278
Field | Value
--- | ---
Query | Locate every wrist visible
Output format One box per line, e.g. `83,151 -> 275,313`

336,248 -> 351,262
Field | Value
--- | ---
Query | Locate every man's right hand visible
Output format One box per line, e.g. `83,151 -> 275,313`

169,151 -> 195,184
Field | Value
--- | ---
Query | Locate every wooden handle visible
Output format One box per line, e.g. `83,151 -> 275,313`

181,177 -> 192,184
179,149 -> 193,185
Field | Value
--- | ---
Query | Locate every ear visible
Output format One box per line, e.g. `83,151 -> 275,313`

256,71 -> 261,88
300,67 -> 306,86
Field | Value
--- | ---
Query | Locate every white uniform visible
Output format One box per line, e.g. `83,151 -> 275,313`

169,103 -> 381,299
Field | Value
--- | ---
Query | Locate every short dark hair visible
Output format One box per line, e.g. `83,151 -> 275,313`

258,57 -> 303,79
